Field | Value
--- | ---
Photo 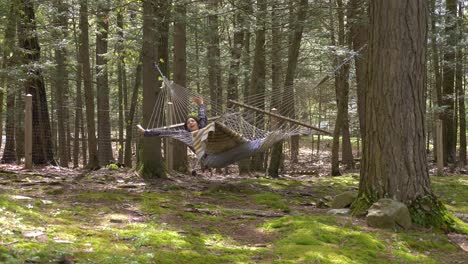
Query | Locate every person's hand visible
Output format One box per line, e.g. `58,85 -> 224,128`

136,124 -> 145,134
192,97 -> 203,105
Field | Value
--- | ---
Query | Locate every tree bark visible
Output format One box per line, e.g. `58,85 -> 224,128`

1,1 -> 18,164
117,4 -> 125,164
172,1 -> 188,173
125,59 -> 142,167
207,0 -> 223,116
442,0 -> 457,164
18,0 -> 55,165
96,0 -> 113,166
140,0 -> 165,178
356,0 -> 450,229
54,0 -> 69,167
456,2 -> 466,166
79,0 -> 99,169
250,0 -> 267,171
268,0 -> 285,178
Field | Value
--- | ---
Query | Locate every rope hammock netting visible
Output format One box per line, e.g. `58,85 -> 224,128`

140,64 -> 330,168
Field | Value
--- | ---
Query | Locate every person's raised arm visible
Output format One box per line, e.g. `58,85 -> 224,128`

137,125 -> 186,137
192,97 -> 207,129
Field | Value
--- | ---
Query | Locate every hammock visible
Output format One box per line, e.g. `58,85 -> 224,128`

142,65 -> 330,168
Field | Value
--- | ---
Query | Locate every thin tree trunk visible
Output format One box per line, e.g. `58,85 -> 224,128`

125,60 -> 142,167
268,0 -> 284,178
339,0 -> 354,170
117,5 -> 125,164
1,1 -> 17,164
79,0 -> 99,169
442,0 -> 457,164
250,0 -> 267,171
348,0 -> 368,142
207,0 -> 222,116
96,1 -> 113,166
172,1 -> 188,173
54,0 -> 69,167
238,0 -> 252,175
456,2 -> 466,166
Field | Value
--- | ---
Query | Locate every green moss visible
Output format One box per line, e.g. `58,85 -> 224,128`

408,195 -> 458,232
252,192 -> 290,212
431,175 -> 468,213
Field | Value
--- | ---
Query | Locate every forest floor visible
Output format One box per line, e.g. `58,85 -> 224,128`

0,152 -> 467,263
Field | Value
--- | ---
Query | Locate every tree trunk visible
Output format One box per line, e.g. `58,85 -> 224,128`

238,0 -> 252,175
330,0 -> 342,176
172,1 -> 188,173
140,0 -> 165,178
18,0 -> 55,165
1,1 -> 18,164
430,0 -> 443,162
96,1 -> 113,166
268,0 -> 284,178
456,3 -> 466,166
125,60 -> 142,167
54,0 -> 69,167
79,0 -> 99,169
226,3 -> 244,106
269,0 -> 308,174
442,0 -> 457,164
339,0 -> 354,170
207,0 -> 223,116
117,5 -> 125,164
348,0 -> 368,142
355,0 -> 451,229
250,0 -> 267,171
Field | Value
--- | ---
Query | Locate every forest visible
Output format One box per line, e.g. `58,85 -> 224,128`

0,0 -> 467,263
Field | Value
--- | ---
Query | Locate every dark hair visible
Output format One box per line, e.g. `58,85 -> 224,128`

183,116 -> 200,131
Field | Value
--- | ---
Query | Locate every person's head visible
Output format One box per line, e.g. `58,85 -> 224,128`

184,116 -> 200,131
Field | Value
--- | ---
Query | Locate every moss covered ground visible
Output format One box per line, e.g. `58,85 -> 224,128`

0,166 -> 466,263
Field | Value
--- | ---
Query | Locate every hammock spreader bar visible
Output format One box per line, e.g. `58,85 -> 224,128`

227,99 -> 332,135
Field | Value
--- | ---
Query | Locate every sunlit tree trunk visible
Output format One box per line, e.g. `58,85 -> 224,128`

355,0 -> 450,229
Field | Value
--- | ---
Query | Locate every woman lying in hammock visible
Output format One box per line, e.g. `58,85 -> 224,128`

137,97 -> 207,136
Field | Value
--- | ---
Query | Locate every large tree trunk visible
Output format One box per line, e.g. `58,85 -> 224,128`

1,1 -> 18,164
442,0 -> 457,164
140,0 -> 165,179
355,0 -> 450,229
79,0 -> 99,169
172,1 -> 188,173
54,0 -> 69,167
18,0 -> 55,165
96,1 -> 113,166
